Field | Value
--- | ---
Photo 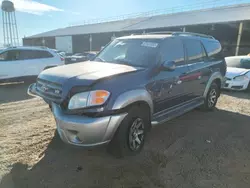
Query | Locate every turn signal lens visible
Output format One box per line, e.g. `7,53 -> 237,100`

88,90 -> 110,106
68,90 -> 110,110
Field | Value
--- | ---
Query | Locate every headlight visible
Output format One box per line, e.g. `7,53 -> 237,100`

233,75 -> 249,81
68,90 -> 110,110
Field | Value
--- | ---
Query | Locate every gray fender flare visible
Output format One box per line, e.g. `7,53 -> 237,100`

112,89 -> 154,115
203,72 -> 223,97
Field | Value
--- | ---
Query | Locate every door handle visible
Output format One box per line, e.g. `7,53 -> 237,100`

173,77 -> 182,85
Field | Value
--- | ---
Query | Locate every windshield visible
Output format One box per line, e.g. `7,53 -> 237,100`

226,57 -> 250,69
94,38 -> 160,67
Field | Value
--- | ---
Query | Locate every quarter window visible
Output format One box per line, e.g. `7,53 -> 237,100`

202,41 -> 222,60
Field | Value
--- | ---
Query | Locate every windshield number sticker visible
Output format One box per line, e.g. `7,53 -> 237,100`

141,42 -> 158,48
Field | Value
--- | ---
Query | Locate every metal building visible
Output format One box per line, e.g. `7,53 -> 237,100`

1,0 -> 19,47
23,3 -> 250,56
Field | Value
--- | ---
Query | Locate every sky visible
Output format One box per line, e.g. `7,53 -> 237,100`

0,0 -> 250,45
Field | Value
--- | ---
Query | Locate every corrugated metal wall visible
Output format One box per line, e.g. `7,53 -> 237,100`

23,21 -> 250,56
72,34 -> 90,53
23,37 -> 55,49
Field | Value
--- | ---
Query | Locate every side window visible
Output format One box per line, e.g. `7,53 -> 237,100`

185,39 -> 203,64
7,50 -> 21,61
34,50 -> 54,59
161,38 -> 185,65
19,50 -> 54,60
19,50 -> 35,60
0,51 -> 8,61
240,58 -> 250,69
202,41 -> 222,60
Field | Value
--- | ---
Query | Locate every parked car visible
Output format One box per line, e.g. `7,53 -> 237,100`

223,56 -> 250,91
0,46 -> 65,82
28,32 -> 226,157
51,49 -> 66,58
65,51 -> 97,64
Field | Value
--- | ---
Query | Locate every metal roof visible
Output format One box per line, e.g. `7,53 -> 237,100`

124,3 -> 250,31
26,17 -> 149,38
26,3 -> 250,39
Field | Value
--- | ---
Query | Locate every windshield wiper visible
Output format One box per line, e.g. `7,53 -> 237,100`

94,57 -> 105,62
113,59 -> 131,65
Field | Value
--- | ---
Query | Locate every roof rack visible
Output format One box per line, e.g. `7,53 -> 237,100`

7,46 -> 49,49
147,31 -> 215,39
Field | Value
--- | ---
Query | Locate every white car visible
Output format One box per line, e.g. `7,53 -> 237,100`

0,46 -> 65,82
223,56 -> 250,91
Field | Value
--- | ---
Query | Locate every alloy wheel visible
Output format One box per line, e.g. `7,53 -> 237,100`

128,118 -> 145,151
208,89 -> 217,108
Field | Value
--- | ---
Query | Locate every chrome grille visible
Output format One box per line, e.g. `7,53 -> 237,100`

36,78 -> 62,102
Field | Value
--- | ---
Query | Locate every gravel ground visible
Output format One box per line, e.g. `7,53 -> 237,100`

0,83 -> 250,188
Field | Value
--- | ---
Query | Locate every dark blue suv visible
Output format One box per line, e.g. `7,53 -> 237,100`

28,32 -> 226,157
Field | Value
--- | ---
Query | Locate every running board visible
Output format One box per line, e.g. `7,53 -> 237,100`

151,98 -> 204,126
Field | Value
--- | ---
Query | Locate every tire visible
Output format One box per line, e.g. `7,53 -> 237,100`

107,105 -> 150,158
246,81 -> 250,92
202,82 -> 219,111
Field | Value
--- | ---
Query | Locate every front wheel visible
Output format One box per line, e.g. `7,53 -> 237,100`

202,83 -> 219,111
107,106 -> 150,158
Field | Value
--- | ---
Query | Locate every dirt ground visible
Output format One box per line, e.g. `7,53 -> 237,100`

0,82 -> 250,188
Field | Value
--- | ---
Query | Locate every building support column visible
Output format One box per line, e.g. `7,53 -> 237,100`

89,34 -> 92,51
183,27 -> 186,32
235,22 -> 243,56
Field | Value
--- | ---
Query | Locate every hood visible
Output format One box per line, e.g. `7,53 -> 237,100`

226,67 -> 249,79
38,61 -> 144,86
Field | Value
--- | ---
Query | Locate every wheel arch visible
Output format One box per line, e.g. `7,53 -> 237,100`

203,72 -> 223,98
112,89 -> 154,115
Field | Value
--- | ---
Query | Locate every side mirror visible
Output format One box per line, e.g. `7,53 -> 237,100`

162,61 -> 176,71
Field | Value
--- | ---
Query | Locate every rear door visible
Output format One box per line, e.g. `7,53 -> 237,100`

19,50 -> 55,76
183,39 -> 210,98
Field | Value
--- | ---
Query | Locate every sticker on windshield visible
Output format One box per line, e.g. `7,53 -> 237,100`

141,42 -> 158,48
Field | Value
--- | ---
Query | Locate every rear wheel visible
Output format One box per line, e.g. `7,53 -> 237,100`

246,81 -> 250,92
107,106 -> 150,158
202,82 -> 219,111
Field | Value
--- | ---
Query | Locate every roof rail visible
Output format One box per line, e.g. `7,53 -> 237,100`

147,31 -> 214,39
6,46 -> 49,49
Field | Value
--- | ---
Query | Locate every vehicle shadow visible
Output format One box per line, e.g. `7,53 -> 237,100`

1,109 -> 250,188
222,90 -> 250,100
0,81 -> 34,104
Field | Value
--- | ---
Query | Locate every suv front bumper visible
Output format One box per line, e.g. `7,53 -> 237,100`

52,104 -> 127,147
28,83 -> 127,147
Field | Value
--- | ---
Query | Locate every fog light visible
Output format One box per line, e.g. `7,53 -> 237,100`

67,130 -> 83,144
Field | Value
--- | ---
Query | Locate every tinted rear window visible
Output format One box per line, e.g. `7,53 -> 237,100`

184,39 -> 204,64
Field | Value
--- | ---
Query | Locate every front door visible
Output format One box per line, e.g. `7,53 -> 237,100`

151,38 -> 192,113
0,50 -> 25,80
